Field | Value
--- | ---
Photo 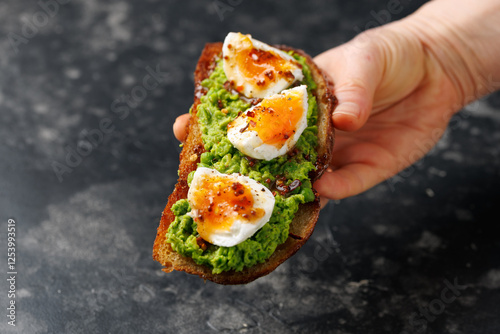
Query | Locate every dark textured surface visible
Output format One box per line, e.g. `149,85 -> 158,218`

1,0 -> 499,333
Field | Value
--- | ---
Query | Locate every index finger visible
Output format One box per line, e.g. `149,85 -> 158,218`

173,114 -> 191,142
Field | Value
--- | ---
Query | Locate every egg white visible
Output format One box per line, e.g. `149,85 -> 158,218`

227,85 -> 309,161
222,32 -> 304,98
187,167 -> 275,247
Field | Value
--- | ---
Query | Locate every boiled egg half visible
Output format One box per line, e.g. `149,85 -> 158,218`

227,85 -> 309,161
223,32 -> 304,98
187,167 -> 275,247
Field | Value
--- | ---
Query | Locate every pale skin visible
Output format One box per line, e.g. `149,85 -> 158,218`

174,0 -> 500,206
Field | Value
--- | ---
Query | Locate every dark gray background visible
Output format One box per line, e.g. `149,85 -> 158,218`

1,0 -> 500,333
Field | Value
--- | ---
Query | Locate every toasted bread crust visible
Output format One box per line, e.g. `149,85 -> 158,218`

153,42 -> 336,284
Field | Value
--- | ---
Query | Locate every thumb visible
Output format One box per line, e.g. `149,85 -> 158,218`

314,40 -> 383,132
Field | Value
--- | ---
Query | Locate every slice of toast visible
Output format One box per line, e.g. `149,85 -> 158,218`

153,42 -> 336,285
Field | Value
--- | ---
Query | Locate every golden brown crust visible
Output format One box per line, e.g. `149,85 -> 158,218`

278,45 -> 336,182
152,42 -> 336,285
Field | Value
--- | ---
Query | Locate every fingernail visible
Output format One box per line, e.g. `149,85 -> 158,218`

335,102 -> 361,118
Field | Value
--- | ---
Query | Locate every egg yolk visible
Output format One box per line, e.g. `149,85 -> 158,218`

191,175 -> 265,242
237,89 -> 304,147
230,35 -> 298,92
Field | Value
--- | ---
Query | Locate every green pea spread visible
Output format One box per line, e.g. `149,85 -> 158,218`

166,53 -> 319,273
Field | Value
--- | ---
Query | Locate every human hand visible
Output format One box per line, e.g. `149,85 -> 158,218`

173,0 -> 500,205
312,24 -> 459,203
313,0 -> 500,204
173,26 -> 458,204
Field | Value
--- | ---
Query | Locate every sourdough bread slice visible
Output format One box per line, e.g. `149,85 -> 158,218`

153,42 -> 336,284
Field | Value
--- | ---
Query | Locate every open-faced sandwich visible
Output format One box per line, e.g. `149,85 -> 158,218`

153,32 -> 336,284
